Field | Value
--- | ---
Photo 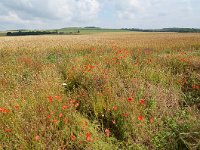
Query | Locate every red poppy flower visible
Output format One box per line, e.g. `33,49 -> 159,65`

75,103 -> 79,108
90,65 -> 95,69
70,135 -> 76,141
4,129 -> 12,132
55,95 -> 62,101
127,97 -> 133,102
105,128 -> 110,137
62,105 -> 69,110
138,115 -> 143,121
52,119 -> 57,123
14,105 -> 19,110
35,135 -> 40,141
0,107 -> 10,113
192,85 -> 196,89
86,132 -> 91,142
139,99 -> 145,105
59,113 -> 63,118
112,106 -> 118,111
70,99 -> 75,104
192,85 -> 199,90
48,96 -> 53,102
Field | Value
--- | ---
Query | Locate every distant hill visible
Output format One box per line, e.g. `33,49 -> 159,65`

58,27 -> 127,34
84,26 -> 101,29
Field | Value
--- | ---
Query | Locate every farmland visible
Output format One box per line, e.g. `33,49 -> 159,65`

58,27 -> 128,34
0,32 -> 200,149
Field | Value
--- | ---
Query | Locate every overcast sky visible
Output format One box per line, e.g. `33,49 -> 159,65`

0,0 -> 199,30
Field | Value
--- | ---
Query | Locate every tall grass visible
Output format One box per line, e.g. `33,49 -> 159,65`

1,32 -> 200,149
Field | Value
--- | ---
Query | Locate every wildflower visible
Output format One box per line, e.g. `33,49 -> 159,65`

91,47 -> 96,51
62,105 -> 69,110
0,107 -> 10,113
112,120 -> 116,125
48,96 -> 53,102
75,103 -> 79,108
59,113 -> 63,118
14,105 -> 19,110
70,99 -> 75,105
70,135 -> 76,141
62,83 -> 67,86
35,135 -> 40,141
86,132 -> 91,142
192,85 -> 196,89
5,129 -> 12,132
123,112 -> 128,118
138,115 -> 143,121
105,128 -> 110,137
90,65 -> 95,69
149,58 -> 152,63
52,119 -> 57,123
127,97 -> 133,102
139,99 -> 145,105
55,95 -> 62,101
150,118 -> 154,123
93,137 -> 97,142
112,106 -> 118,111
192,85 -> 199,90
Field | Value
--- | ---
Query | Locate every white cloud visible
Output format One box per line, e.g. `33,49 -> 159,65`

105,0 -> 199,28
113,0 -> 194,19
0,0 -> 100,29
0,0 -> 199,29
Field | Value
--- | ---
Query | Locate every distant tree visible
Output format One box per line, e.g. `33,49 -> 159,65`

7,32 -> 12,36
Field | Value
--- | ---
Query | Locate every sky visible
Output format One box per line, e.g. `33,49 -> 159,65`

0,0 -> 200,30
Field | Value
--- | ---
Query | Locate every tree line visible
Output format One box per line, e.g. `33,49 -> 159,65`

7,30 -> 80,36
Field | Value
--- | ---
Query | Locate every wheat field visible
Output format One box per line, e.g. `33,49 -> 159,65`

1,32 -> 200,149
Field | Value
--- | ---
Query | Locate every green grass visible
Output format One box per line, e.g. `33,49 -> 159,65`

58,27 -> 129,34
0,32 -> 6,36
